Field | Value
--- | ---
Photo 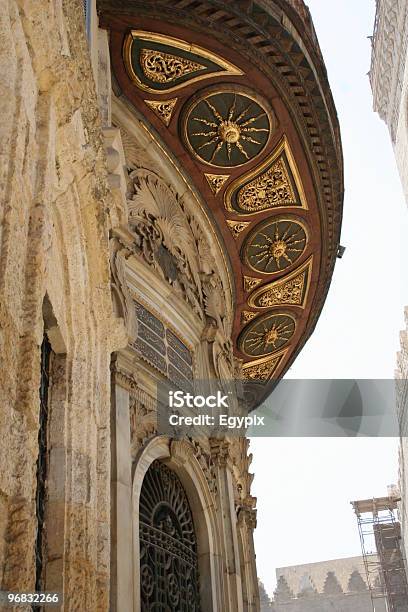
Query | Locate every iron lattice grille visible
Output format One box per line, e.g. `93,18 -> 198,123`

133,301 -> 193,391
139,461 -> 201,611
35,334 -> 51,593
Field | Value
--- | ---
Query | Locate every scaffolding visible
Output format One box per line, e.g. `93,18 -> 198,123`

352,495 -> 408,612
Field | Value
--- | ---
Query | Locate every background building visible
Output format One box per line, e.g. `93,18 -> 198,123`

259,580 -> 272,611
370,0 -> 408,590
0,0 -> 342,609
270,556 -> 386,612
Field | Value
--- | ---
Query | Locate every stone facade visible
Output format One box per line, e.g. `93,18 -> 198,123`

370,0 -> 408,579
0,1 -> 342,610
0,1 -> 125,608
270,556 -> 386,612
0,2 -> 259,609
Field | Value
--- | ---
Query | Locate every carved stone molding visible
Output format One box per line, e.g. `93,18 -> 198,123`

129,387 -> 157,456
113,366 -> 139,392
237,505 -> 257,530
170,438 -> 218,496
210,439 -> 231,468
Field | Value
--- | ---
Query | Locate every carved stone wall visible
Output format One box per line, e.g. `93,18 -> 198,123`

101,79 -> 263,609
0,1 -> 124,608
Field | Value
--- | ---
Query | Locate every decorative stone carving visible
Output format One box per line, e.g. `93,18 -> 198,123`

229,438 -> 256,503
124,30 -> 243,94
226,219 -> 251,240
370,0 -> 408,141
118,127 -> 156,171
239,313 -> 296,357
210,439 -> 231,468
111,247 -> 138,340
140,48 -> 205,83
114,367 -> 139,392
244,217 -> 308,274
224,137 -> 307,214
129,389 -> 157,456
204,173 -> 229,194
242,352 -> 285,382
248,256 -> 312,309
244,276 -> 262,292
191,440 -> 218,495
237,505 -> 257,530
236,156 -> 296,211
127,167 -> 228,329
241,311 -> 257,324
183,88 -> 271,167
144,98 -> 177,125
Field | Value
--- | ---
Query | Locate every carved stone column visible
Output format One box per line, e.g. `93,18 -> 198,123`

210,439 -> 244,612
110,362 -> 134,612
237,501 -> 259,612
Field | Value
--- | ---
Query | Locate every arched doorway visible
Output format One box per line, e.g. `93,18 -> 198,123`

139,461 -> 201,611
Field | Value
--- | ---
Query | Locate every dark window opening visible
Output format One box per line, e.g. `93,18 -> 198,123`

35,334 -> 51,595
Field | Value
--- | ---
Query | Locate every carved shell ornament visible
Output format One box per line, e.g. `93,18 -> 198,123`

244,217 -> 308,274
126,168 -> 231,331
127,169 -> 205,311
183,90 -> 271,167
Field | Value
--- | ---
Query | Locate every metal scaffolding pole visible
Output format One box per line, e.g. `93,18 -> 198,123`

352,495 -> 408,612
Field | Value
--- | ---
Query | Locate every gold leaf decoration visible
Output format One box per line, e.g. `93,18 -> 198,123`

244,217 -> 308,275
248,257 -> 313,309
140,49 -> 205,84
226,219 -> 251,240
124,32 -> 243,94
184,90 -> 270,167
144,98 -> 178,126
241,311 -> 257,324
244,276 -> 262,292
204,173 -> 230,195
237,157 -> 296,212
224,137 -> 308,214
242,352 -> 286,383
239,313 -> 296,357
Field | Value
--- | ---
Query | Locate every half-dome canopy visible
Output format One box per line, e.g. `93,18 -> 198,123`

99,0 -> 343,404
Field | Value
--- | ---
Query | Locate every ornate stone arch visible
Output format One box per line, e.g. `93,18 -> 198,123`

132,436 -> 223,611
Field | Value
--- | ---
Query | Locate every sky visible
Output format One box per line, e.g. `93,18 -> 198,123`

252,0 -> 408,598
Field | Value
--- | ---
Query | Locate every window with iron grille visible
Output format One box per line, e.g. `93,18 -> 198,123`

133,301 -> 193,390
139,461 -> 201,611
